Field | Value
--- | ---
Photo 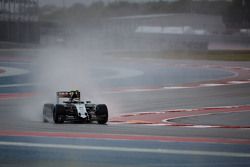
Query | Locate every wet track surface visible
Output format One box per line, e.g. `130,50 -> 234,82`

172,110 -> 250,126
1,136 -> 250,167
0,52 -> 250,166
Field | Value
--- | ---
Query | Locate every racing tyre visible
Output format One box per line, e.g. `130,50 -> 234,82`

43,104 -> 54,123
96,104 -> 108,124
53,104 -> 65,124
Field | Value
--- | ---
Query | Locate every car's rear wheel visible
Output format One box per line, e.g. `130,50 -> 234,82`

43,104 -> 54,123
53,104 -> 65,124
96,104 -> 108,124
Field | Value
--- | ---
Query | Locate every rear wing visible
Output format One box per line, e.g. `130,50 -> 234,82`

56,91 -> 80,103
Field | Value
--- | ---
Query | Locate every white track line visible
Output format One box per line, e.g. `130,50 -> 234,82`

0,141 -> 250,157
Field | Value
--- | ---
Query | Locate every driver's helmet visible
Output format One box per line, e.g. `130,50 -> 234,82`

70,90 -> 79,101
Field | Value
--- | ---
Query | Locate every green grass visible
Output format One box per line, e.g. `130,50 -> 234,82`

0,49 -> 40,57
108,50 -> 250,61
1,49 -> 250,61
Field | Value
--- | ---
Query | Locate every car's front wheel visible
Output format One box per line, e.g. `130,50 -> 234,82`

95,104 -> 108,124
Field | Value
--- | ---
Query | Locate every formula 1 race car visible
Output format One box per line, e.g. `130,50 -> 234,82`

43,90 -> 108,124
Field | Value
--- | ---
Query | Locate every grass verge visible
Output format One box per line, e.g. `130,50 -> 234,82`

108,50 -> 250,61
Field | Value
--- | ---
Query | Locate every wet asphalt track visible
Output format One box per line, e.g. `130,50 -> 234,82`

0,53 -> 250,166
1,135 -> 250,167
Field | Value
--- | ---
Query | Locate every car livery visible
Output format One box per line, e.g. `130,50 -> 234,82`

43,90 -> 108,124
